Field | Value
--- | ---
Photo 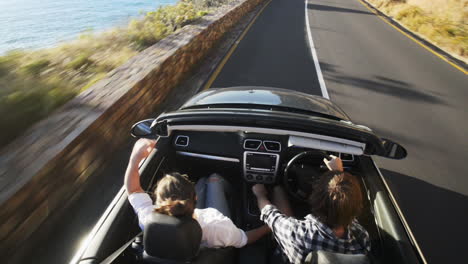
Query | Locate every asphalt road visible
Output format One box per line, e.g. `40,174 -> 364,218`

209,0 -> 468,263
211,0 -> 321,93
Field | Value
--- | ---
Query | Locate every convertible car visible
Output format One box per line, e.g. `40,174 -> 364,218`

71,87 -> 426,264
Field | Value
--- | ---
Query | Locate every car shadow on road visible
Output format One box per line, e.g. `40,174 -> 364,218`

380,169 -> 468,264
307,3 -> 374,15
319,62 -> 448,105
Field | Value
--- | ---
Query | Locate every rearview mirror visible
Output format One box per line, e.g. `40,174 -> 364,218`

131,119 -> 156,139
381,138 -> 407,159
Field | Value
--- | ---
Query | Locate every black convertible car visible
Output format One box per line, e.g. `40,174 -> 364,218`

71,87 -> 426,264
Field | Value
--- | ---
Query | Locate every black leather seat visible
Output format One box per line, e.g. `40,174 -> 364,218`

142,212 -> 234,264
142,213 -> 201,263
304,250 -> 370,264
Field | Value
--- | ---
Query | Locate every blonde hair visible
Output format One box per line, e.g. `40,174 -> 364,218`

154,173 -> 196,217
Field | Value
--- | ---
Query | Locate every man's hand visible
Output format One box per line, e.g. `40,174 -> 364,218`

252,184 -> 272,211
323,155 -> 344,172
252,184 -> 268,199
130,139 -> 157,162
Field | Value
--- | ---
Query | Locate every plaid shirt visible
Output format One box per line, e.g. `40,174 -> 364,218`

261,205 -> 371,264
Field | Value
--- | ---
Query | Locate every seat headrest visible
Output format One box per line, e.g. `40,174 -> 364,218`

305,250 -> 370,264
144,213 -> 202,262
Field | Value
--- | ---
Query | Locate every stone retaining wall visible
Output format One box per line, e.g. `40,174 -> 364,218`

0,0 -> 264,257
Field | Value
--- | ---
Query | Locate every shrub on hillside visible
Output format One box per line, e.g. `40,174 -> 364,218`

0,0 -> 223,148
22,59 -> 51,75
368,0 -> 467,59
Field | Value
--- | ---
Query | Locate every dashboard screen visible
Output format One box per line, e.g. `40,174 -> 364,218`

246,153 -> 277,171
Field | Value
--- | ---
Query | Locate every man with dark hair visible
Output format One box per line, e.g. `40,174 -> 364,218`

252,155 -> 370,264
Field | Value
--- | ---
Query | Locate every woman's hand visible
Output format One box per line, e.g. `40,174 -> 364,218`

125,139 -> 157,194
130,138 -> 157,162
323,155 -> 344,172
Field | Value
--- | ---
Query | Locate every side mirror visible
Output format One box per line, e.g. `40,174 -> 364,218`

381,138 -> 407,159
131,119 -> 156,139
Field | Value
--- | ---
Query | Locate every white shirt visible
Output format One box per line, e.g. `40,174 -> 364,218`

128,193 -> 248,248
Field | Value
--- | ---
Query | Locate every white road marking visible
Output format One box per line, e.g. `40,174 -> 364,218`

304,0 -> 330,99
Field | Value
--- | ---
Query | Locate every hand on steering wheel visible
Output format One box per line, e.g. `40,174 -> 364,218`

323,155 -> 344,172
283,151 -> 328,202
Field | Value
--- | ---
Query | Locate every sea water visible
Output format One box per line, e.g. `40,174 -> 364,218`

0,0 -> 177,54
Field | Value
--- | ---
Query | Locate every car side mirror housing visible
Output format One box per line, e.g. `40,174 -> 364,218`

381,138 -> 407,159
131,119 -> 156,139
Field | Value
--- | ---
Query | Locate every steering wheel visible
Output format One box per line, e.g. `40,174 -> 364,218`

283,151 -> 328,202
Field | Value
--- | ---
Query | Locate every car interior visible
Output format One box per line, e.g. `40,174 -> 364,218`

77,129 -> 423,264
147,130 -> 375,263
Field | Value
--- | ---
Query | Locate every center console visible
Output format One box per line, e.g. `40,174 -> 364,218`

243,152 -> 280,184
242,139 -> 282,184
241,139 -> 282,221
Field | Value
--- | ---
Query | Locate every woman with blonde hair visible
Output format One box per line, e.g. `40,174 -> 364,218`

125,139 -> 270,249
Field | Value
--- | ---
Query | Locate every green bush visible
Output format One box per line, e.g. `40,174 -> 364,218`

128,0 -> 203,48
67,54 -> 94,70
0,76 -> 76,147
22,59 -> 50,75
194,0 -> 228,8
0,52 -> 22,77
0,0 -> 220,148
0,61 -> 8,77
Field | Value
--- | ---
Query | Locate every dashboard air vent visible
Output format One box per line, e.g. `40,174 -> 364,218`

175,135 -> 189,147
244,139 -> 262,150
263,141 -> 281,152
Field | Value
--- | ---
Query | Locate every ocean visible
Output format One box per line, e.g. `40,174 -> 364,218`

0,0 -> 177,54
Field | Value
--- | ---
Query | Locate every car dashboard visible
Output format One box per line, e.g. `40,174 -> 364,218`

170,130 -> 359,184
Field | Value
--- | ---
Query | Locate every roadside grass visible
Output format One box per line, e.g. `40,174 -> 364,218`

366,0 -> 467,62
0,0 -> 225,148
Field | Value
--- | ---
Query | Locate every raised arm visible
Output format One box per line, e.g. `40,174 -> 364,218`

124,139 -> 157,194
323,155 -> 344,172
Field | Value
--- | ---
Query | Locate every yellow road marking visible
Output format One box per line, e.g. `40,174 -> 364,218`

203,0 -> 273,90
357,0 -> 467,75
